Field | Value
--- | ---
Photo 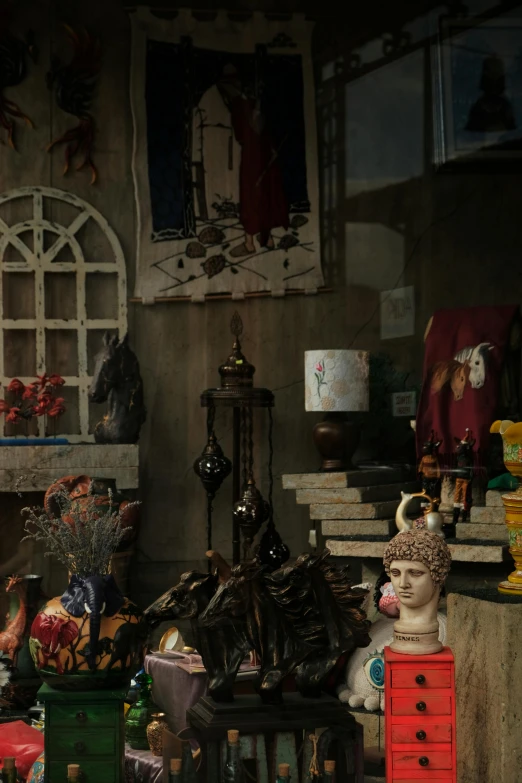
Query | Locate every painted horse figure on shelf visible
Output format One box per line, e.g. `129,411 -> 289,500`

88,332 -> 146,444
144,550 -> 370,704
143,556 -> 250,703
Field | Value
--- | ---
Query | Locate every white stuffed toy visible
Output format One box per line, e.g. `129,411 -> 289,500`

337,582 -> 447,712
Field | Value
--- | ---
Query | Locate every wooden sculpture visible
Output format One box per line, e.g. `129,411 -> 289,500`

144,549 -> 370,704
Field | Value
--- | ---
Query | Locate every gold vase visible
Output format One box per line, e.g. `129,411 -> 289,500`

146,712 -> 168,756
490,420 -> 522,594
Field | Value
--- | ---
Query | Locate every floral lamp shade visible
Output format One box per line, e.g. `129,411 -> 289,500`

304,350 -> 370,413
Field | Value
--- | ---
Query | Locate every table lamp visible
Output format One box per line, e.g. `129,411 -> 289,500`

305,349 -> 369,471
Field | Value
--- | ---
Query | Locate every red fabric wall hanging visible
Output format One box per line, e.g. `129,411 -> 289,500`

416,305 -> 518,466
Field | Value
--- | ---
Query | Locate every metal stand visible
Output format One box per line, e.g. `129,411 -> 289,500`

201,387 -> 274,565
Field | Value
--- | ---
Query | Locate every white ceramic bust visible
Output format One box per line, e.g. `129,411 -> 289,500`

383,530 -> 452,655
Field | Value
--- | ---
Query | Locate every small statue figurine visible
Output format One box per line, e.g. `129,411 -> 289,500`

383,529 -> 452,655
453,428 -> 475,524
418,430 -> 442,507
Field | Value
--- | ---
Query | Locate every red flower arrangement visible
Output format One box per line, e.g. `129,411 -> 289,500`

0,375 -> 67,434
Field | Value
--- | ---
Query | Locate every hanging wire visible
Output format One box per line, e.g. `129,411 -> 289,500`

206,403 -> 215,437
247,405 -> 254,481
241,407 -> 248,492
268,407 -> 274,523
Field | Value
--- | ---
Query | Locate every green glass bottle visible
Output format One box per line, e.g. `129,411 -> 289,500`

276,763 -> 291,782
67,764 -> 81,783
125,671 -> 157,750
323,760 -> 335,781
1,758 -> 16,783
223,729 -> 244,783
169,759 -> 182,781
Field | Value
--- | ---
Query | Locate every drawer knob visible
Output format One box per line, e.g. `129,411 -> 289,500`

74,741 -> 86,754
76,711 -> 87,723
415,674 -> 426,684
416,701 -> 426,712
419,757 -> 429,767
416,730 -> 427,741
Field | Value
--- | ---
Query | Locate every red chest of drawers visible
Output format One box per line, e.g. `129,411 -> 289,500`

384,646 -> 456,783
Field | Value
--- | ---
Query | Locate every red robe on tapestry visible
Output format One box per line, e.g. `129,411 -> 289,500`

416,305 -> 518,467
229,95 -> 289,246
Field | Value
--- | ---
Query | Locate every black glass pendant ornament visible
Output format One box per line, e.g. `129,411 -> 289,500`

194,434 -> 232,496
257,520 -> 290,571
233,478 -> 270,559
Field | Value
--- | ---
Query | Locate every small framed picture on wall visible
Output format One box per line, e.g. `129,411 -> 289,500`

432,16 -> 522,170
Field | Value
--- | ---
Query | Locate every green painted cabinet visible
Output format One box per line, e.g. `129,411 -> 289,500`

39,685 -> 126,783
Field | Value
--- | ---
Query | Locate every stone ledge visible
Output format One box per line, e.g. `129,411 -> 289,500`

322,519 -> 396,536
296,482 -> 419,505
282,468 -> 402,490
311,500 -> 399,520
486,490 -> 503,507
325,535 -> 510,563
457,522 -> 508,542
470,506 -> 505,525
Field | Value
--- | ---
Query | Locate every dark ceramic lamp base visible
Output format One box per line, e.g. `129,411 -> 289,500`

313,414 -> 360,472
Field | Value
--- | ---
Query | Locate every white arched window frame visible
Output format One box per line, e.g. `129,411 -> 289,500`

0,187 -> 127,443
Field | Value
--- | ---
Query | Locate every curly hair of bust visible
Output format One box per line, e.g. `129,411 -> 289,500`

383,530 -> 451,586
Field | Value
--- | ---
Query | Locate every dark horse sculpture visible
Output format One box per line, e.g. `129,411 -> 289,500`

143,569 -> 250,702
200,549 -> 371,703
88,332 -> 146,444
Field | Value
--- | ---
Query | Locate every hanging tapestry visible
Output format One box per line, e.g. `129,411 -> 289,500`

130,8 -> 323,300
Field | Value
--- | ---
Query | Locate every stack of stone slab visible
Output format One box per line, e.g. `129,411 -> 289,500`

282,467 -> 419,539
456,490 -> 508,542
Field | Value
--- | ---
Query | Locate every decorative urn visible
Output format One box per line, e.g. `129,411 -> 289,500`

24,480 -> 146,689
490,420 -> 522,594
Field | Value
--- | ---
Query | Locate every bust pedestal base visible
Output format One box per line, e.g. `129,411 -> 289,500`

390,620 -> 442,655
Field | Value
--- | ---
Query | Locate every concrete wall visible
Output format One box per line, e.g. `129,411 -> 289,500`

1,0 -> 521,607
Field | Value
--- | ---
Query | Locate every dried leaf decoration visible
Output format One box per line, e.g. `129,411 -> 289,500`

47,25 -> 101,184
0,1 -> 35,148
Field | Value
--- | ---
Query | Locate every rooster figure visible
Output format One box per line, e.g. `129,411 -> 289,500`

0,1 -> 36,149
47,25 -> 101,185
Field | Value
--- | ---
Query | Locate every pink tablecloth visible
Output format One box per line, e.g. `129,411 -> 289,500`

144,654 -> 208,735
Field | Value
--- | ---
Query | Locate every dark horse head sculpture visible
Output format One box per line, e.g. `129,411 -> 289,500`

89,332 -> 146,444
143,569 -> 250,702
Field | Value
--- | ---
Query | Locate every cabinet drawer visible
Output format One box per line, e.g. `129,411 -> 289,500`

392,668 -> 451,689
395,780 -> 453,783
48,760 -> 118,783
48,729 -> 116,757
393,751 -> 453,771
50,703 -> 117,728
391,723 -> 452,744
392,696 -> 451,716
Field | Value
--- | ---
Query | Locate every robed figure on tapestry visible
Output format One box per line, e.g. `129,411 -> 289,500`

130,10 -> 323,300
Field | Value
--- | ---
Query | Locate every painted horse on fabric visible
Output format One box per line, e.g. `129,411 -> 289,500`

89,332 -> 146,444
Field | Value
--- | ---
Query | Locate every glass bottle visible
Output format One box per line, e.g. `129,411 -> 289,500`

125,671 -> 157,750
67,765 -> 81,783
223,729 -> 244,783
169,759 -> 182,781
323,760 -> 335,781
276,763 -> 291,782
1,758 -> 16,783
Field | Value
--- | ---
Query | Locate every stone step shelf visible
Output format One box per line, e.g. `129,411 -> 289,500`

295,481 -> 420,506
282,468 -> 403,490
310,500 -> 399,520
322,519 -> 396,536
470,506 -> 505,525
486,490 -> 503,507
325,536 -> 510,563
456,522 -> 508,542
